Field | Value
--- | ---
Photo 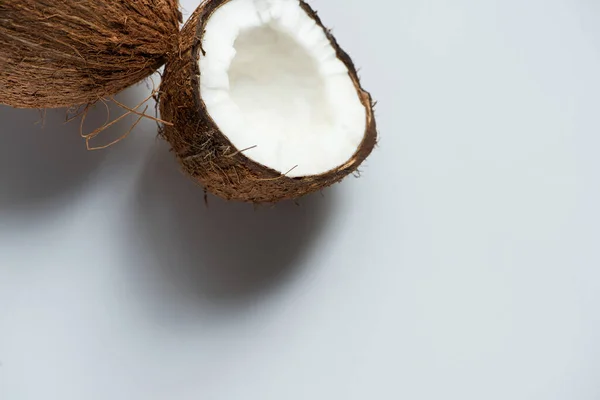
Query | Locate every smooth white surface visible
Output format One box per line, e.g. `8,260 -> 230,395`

200,0 -> 366,176
1,1 -> 600,399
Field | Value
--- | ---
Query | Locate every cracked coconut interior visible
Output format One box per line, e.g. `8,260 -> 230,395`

199,0 -> 367,177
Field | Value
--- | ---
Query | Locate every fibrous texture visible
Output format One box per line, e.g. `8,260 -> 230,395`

160,0 -> 377,203
0,0 -> 181,109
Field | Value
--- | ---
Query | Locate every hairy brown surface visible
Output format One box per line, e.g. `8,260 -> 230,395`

160,0 -> 378,204
0,0 -> 181,109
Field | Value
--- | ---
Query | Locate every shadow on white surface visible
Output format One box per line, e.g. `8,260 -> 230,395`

0,105 -> 107,213
127,143 -> 335,316
0,84 -> 155,214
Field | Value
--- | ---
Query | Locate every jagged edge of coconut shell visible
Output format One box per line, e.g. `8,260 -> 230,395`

159,0 -> 377,203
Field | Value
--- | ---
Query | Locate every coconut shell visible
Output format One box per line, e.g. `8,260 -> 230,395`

159,0 -> 377,204
0,0 -> 182,109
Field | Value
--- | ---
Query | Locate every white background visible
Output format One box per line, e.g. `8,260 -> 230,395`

1,0 -> 600,399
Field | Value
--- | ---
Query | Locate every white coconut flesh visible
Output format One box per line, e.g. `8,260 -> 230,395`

199,0 -> 367,177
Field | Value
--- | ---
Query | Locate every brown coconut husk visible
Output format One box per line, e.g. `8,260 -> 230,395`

159,0 -> 378,204
0,0 -> 182,109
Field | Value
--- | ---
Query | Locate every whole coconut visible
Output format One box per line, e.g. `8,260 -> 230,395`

0,0 -> 181,109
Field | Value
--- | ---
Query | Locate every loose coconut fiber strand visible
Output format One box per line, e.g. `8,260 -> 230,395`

0,0 -> 181,109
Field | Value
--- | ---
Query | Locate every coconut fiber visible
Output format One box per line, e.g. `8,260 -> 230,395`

0,0 -> 181,108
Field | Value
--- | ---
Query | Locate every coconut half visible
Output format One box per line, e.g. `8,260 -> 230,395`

160,0 -> 377,203
0,0 -> 181,109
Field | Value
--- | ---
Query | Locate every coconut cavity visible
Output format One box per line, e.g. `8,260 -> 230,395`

226,25 -> 338,176
160,0 -> 377,203
200,0 -> 367,177
0,0 -> 181,109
